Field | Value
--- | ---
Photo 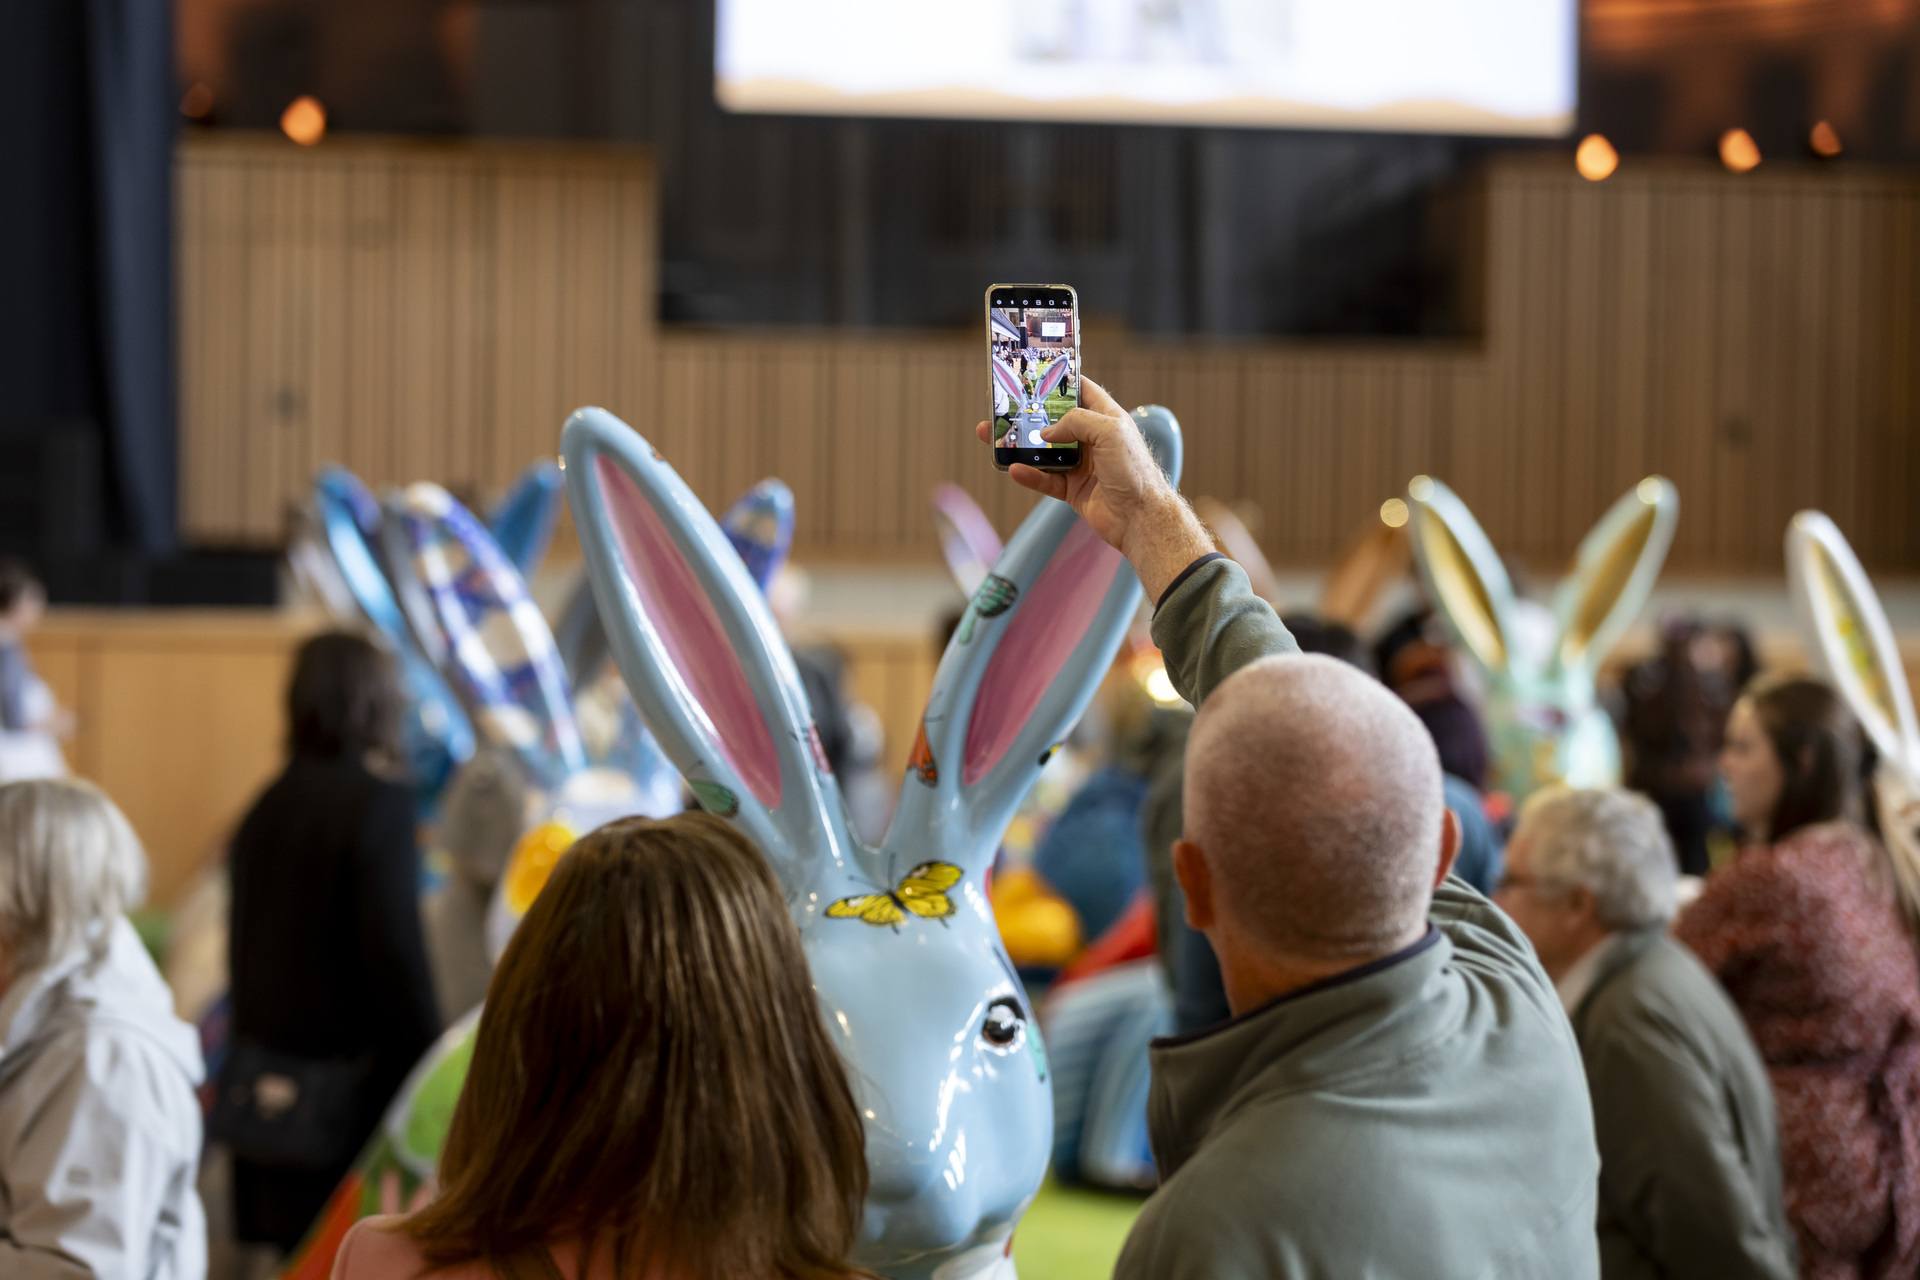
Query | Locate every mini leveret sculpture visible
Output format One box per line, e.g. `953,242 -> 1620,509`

1405,474 -> 1679,799
564,402 -> 1182,1279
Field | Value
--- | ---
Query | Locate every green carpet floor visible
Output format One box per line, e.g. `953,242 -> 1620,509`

1011,1178 -> 1147,1279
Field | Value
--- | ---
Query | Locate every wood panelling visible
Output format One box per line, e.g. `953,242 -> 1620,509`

178,135 -> 657,541
179,138 -> 1920,572
26,612 -> 306,908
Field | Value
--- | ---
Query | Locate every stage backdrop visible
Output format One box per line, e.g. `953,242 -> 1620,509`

176,135 -> 1919,574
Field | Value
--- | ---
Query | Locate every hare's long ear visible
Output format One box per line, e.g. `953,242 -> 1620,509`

313,469 -> 411,644
486,460 -> 565,578
1550,477 -> 1680,678
1194,497 -> 1281,605
1034,356 -> 1072,399
886,406 -> 1183,877
719,479 -> 796,593
932,484 -> 1003,597
1788,511 -> 1920,778
563,408 -> 853,888
1320,503 -> 1411,631
1406,476 -> 1521,676
390,483 -> 586,786
313,469 -> 477,771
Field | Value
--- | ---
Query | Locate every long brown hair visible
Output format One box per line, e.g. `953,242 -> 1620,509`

1744,674 -> 1863,842
405,812 -> 870,1279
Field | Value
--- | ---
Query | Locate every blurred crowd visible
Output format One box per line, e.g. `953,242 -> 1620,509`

0,375 -> 1915,1280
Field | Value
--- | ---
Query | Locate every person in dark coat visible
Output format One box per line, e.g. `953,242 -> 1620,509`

225,631 -> 441,1253
1498,785 -> 1794,1279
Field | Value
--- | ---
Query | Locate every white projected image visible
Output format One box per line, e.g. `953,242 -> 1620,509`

717,0 -> 1576,136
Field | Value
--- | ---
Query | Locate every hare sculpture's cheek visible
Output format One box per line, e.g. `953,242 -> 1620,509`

804,927 -> 1052,1276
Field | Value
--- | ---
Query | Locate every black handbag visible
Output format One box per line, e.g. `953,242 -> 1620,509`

208,1037 -> 376,1170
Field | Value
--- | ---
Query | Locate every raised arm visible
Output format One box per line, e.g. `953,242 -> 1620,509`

977,376 -> 1296,708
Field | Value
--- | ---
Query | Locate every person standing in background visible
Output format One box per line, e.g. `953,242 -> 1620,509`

0,560 -> 69,783
220,632 -> 441,1256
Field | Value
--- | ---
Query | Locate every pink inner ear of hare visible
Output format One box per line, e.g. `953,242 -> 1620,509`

964,518 -> 1124,787
597,456 -> 782,809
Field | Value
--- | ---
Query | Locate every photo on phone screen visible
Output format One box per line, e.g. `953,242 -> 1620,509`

988,285 -> 1079,469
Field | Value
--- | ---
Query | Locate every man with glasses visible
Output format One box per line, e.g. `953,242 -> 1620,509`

1497,786 -> 1795,1279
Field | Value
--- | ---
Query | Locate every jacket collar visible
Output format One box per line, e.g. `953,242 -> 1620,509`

1569,925 -> 1665,1032
1147,927 -> 1448,1178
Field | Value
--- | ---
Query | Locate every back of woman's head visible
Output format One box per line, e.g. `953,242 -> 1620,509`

1745,673 -> 1862,841
0,778 -> 146,972
286,630 -> 402,763
408,811 -> 869,1279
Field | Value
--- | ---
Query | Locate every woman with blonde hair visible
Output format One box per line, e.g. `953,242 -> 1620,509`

0,777 -> 206,1276
333,811 -> 873,1279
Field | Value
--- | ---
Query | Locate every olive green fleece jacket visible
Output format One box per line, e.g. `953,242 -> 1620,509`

1572,929 -> 1794,1280
1113,554 -> 1600,1280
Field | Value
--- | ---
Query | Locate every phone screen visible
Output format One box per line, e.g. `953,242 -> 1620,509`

988,284 -> 1080,470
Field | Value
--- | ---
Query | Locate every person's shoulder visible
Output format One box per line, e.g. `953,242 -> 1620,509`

335,1217 -> 472,1280
1118,1160 -> 1297,1277
1580,935 -> 1739,1052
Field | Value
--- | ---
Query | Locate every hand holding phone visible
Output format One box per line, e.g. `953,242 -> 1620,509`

987,284 -> 1081,472
973,376 -> 1213,603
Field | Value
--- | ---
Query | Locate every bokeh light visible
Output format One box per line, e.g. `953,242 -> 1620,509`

1719,129 -> 1761,174
1379,497 -> 1410,528
280,96 -> 327,147
1575,134 -> 1618,182
1809,121 -> 1843,159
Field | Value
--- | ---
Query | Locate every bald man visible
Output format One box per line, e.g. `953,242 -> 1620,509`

983,386 -> 1598,1277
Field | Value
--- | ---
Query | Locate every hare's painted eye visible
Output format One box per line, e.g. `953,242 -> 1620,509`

980,997 -> 1026,1051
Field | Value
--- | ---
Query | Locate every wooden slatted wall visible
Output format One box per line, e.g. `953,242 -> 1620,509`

178,137 -> 1920,572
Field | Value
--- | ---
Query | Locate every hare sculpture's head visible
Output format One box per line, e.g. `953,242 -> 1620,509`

1406,475 -> 1679,799
1787,512 -> 1920,924
564,405 -> 1182,1279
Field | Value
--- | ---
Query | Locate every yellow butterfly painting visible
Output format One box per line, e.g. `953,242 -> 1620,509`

827,862 -> 963,930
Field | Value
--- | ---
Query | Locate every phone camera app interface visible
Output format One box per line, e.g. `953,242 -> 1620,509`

990,302 -> 1078,450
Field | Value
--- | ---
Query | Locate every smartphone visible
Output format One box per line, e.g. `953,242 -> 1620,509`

986,284 -> 1081,472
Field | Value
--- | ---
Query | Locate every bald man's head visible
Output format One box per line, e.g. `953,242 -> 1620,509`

1184,654 -> 1445,966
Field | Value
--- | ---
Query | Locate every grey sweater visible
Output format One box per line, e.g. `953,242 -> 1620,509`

1114,556 -> 1600,1279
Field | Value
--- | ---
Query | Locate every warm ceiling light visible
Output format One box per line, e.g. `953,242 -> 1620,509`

1719,128 -> 1761,174
1809,121 -> 1842,158
1575,134 -> 1618,182
1379,498 -> 1410,529
179,82 -> 214,120
280,96 -> 327,147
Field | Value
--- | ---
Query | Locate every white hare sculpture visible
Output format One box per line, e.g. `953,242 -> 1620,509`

1786,511 -> 1920,931
563,402 -> 1183,1279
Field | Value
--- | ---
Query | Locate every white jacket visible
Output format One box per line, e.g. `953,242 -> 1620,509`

0,917 -> 207,1278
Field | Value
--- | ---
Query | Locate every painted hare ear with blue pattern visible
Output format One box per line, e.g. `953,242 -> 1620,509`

388,482 -> 586,789
299,467 -> 475,810
486,459 -> 566,577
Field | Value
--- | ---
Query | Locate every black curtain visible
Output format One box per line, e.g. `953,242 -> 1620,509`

0,0 -> 176,554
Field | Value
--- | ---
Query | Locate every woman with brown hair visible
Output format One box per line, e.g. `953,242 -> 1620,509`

331,811 -> 872,1280
1676,675 -> 1920,1279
